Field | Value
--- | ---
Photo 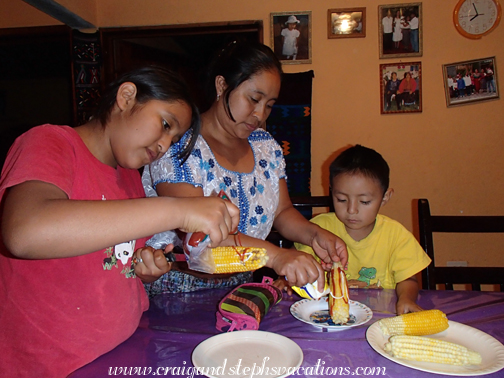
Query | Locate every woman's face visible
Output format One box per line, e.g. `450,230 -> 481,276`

405,72 -> 411,80
111,99 -> 192,169
224,69 -> 281,138
392,72 -> 397,80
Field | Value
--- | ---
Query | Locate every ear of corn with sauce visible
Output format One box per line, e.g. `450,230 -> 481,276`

329,261 -> 349,324
210,246 -> 268,274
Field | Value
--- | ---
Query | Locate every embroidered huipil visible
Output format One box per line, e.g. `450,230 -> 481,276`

143,129 -> 287,248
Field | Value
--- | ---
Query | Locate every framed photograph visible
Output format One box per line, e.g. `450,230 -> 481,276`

378,3 -> 422,59
271,11 -> 312,64
443,57 -> 499,107
380,62 -> 422,114
328,8 -> 366,39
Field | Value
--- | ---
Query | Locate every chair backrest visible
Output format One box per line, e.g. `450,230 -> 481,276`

266,196 -> 333,248
418,198 -> 504,291
290,195 -> 334,216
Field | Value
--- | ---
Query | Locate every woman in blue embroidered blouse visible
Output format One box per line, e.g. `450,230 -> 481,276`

142,41 -> 347,294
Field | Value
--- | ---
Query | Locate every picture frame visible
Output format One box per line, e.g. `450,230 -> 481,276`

442,57 -> 499,107
328,8 -> 366,39
380,62 -> 422,114
270,11 -> 312,65
378,3 -> 422,59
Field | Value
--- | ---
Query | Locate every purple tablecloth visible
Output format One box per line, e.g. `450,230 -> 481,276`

69,288 -> 504,378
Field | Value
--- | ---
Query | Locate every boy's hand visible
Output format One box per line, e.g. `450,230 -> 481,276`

396,277 -> 422,314
396,298 -> 423,314
133,245 -> 173,283
272,276 -> 293,296
311,227 -> 348,270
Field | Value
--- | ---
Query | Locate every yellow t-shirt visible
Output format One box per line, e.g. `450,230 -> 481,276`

295,213 -> 431,289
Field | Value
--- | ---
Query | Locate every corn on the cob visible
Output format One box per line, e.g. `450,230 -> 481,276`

385,335 -> 482,366
211,246 -> 268,274
379,309 -> 449,336
329,261 -> 349,324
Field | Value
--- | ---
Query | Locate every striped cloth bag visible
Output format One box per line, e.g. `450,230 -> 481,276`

216,277 -> 282,332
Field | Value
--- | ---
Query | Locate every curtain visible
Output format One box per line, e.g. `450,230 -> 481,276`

267,70 -> 314,197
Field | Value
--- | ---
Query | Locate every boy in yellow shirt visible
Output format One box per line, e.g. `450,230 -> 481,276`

295,145 -> 431,314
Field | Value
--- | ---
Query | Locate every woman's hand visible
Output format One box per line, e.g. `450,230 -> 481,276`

269,249 -> 326,292
133,245 -> 173,283
310,226 -> 348,270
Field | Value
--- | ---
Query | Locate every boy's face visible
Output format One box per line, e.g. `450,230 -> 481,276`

331,172 -> 390,241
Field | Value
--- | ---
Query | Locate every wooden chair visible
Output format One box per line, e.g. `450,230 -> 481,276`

417,198 -> 504,291
256,195 -> 333,282
290,195 -> 334,214
265,196 -> 333,248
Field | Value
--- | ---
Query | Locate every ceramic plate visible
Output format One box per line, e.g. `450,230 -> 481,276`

366,320 -> 504,376
289,297 -> 373,330
192,330 -> 303,378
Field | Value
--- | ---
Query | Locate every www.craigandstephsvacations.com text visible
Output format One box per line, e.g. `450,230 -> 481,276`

108,358 -> 387,377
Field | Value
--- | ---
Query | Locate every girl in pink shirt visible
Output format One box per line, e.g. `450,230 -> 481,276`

0,66 -> 240,378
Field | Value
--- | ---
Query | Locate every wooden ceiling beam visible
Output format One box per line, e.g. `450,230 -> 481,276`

22,0 -> 95,29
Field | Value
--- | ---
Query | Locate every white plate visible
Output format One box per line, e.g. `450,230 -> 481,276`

192,330 -> 303,378
289,297 -> 373,330
366,320 -> 504,376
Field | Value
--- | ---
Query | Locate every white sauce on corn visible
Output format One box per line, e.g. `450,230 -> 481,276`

330,269 -> 349,301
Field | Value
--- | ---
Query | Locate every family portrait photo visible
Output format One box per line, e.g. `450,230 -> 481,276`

381,62 -> 422,114
271,11 -> 312,64
379,2 -> 422,58
443,57 -> 499,107
327,8 -> 366,39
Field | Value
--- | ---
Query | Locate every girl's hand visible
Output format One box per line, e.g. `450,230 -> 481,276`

177,197 -> 240,247
310,227 -> 348,270
133,245 -> 173,283
270,249 -> 326,292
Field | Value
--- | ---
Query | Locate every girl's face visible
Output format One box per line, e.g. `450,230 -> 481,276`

222,69 -> 281,138
111,99 -> 192,169
331,172 -> 389,241
288,23 -> 297,30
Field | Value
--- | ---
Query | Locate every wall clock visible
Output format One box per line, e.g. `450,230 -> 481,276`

454,0 -> 502,38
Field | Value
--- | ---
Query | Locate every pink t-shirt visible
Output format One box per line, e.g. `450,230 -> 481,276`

0,125 -> 149,377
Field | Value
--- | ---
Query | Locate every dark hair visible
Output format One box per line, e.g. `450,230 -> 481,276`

329,145 -> 390,194
206,40 -> 283,121
92,65 -> 200,162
